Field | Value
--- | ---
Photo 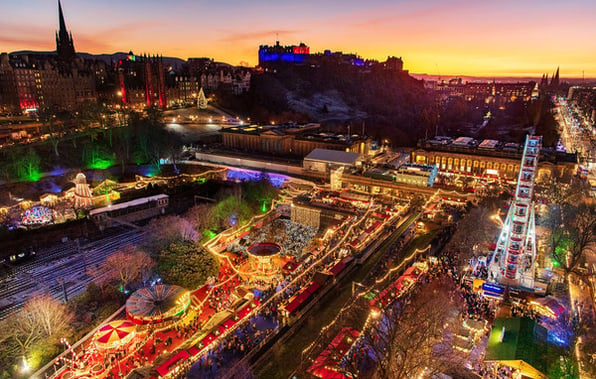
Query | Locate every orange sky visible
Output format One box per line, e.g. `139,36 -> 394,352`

2,0 -> 595,77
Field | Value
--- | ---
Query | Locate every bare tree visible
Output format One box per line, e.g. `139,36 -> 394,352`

364,277 -> 466,379
102,247 -> 155,290
0,295 -> 73,360
145,215 -> 199,252
549,203 -> 596,278
184,204 -> 213,234
298,276 -> 467,379
87,264 -> 115,296
39,107 -> 65,157
444,205 -> 499,266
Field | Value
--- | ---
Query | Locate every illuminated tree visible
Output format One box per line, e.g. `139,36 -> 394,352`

0,295 -> 73,373
297,277 -> 466,379
7,147 -> 41,182
97,247 -> 155,291
444,205 -> 499,266
548,203 -> 596,278
365,277 -> 465,379
156,241 -> 220,289
184,204 -> 213,235
541,178 -> 595,278
145,215 -> 199,253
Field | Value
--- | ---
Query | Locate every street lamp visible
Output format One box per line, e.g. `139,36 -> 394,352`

20,356 -> 30,374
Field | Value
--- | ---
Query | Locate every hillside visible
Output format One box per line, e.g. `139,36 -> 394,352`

217,63 -> 436,146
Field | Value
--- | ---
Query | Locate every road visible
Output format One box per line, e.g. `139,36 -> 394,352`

555,97 -> 593,165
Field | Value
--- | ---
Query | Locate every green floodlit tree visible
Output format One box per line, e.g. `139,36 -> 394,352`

540,177 -> 595,278
209,195 -> 252,231
547,203 -> 596,278
131,114 -> 180,172
6,147 -> 42,182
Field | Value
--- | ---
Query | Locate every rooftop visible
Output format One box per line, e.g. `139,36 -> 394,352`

418,137 -> 577,165
304,148 -> 361,165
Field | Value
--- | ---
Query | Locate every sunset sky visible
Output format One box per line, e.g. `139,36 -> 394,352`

2,0 -> 595,77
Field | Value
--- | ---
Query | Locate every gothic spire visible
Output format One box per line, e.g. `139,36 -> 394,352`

58,0 -> 67,34
56,0 -> 75,61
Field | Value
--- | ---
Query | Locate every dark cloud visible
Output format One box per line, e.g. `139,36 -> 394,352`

218,29 -> 300,43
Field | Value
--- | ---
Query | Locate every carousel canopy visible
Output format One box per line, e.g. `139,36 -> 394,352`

126,284 -> 190,322
94,320 -> 136,348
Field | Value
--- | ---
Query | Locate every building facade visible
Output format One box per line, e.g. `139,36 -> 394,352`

221,124 -> 370,158
0,3 -> 252,114
0,2 -> 97,113
411,138 -> 577,182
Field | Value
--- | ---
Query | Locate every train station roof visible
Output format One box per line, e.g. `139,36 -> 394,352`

304,148 -> 361,165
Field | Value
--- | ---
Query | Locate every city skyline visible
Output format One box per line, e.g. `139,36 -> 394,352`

2,0 -> 595,78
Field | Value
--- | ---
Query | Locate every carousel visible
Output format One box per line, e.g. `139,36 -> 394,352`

93,320 -> 136,350
126,284 -> 190,324
21,205 -> 54,226
243,242 -> 282,283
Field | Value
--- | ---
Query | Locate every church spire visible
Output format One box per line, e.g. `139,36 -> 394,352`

58,0 -> 67,34
56,0 -> 75,61
550,66 -> 560,88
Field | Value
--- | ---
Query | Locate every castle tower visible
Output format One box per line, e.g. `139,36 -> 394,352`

488,135 -> 541,289
56,1 -> 76,61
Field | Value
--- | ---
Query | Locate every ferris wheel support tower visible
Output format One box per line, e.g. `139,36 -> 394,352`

488,135 -> 542,289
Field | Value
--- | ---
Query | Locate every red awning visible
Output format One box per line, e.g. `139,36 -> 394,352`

305,282 -> 321,295
329,261 -> 347,276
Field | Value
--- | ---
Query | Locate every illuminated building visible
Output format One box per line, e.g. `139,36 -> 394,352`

303,148 -> 364,174
258,41 -> 404,71
432,79 -> 535,105
411,136 -> 577,182
0,2 -> 97,113
221,123 -> 370,157
363,163 -> 438,187
117,53 -> 167,109
488,136 -> 540,289
258,41 -> 310,66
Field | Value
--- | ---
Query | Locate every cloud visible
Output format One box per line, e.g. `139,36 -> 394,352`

72,35 -> 115,53
0,35 -> 51,48
218,29 -> 300,43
